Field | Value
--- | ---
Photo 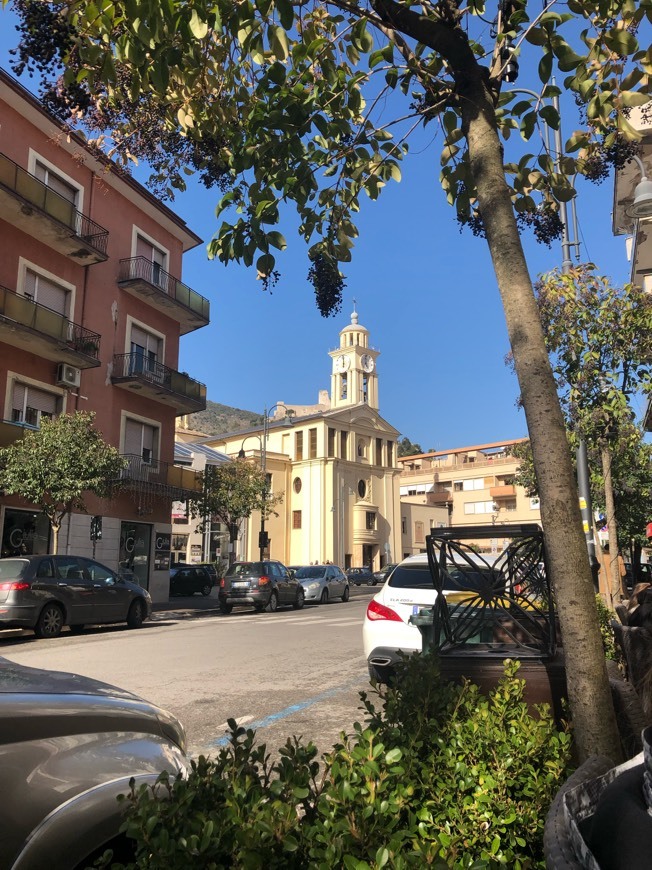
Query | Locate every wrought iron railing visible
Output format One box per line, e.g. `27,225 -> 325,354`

418,524 -> 555,658
0,152 -> 109,256
118,454 -> 202,496
118,257 -> 210,321
112,353 -> 206,405
0,283 -> 100,358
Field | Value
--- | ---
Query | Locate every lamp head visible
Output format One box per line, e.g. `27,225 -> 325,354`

626,175 -> 652,219
237,448 -> 245,459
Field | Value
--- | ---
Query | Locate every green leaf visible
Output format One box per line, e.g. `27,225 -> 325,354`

538,51 -> 553,83
256,252 -> 276,275
274,0 -> 294,30
269,25 -> 289,60
604,29 -> 638,56
620,90 -> 650,108
189,10 -> 208,39
266,230 -> 287,250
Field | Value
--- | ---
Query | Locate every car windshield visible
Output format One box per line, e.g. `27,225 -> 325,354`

388,562 -> 495,591
226,562 -> 264,576
0,559 -> 28,579
295,566 -> 326,579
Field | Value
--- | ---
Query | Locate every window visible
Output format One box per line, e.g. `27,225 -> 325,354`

387,441 -> 394,466
328,428 -> 335,458
340,430 -> 348,460
136,234 -> 168,288
376,438 -> 383,466
293,477 -> 302,494
505,500 -> 517,511
362,374 -> 368,403
454,481 -> 463,491
23,268 -> 70,316
530,497 -> 541,510
366,511 -> 376,530
172,534 -> 188,550
293,510 -> 302,529
295,431 -> 303,461
11,382 -> 60,427
401,517 -> 406,534
414,521 -> 425,543
357,438 -> 367,459
129,324 -> 162,380
358,479 -> 367,498
124,418 -> 159,464
340,373 -> 348,400
309,428 -> 317,459
34,159 -> 78,205
463,500 -> 496,515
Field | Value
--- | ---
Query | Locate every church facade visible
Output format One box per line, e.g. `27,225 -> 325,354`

198,309 -> 402,570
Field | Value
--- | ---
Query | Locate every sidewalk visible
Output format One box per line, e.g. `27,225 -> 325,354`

151,591 -> 222,621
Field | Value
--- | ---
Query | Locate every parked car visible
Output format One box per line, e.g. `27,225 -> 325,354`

373,563 -> 398,584
624,561 -> 652,591
362,552 -> 497,682
294,564 -> 350,603
218,560 -> 304,613
0,555 -> 152,639
169,564 -> 214,597
346,566 -> 376,586
0,655 -> 188,870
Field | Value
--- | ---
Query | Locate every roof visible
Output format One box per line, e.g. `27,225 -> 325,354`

174,442 -> 230,465
397,437 -> 528,462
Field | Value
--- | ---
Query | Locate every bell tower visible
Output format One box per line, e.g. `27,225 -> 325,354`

329,302 -> 379,410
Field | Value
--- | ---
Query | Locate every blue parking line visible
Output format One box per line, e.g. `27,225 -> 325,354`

211,675 -> 365,747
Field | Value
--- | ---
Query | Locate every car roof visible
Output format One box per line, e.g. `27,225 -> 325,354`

397,552 -> 499,567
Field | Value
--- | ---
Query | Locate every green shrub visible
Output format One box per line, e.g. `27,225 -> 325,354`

104,656 -> 572,869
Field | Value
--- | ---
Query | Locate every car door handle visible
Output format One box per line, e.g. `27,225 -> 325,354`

58,582 -> 68,587
93,583 -> 102,588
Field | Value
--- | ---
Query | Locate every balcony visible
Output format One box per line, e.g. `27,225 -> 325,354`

0,419 -> 37,447
0,152 -> 108,263
118,454 -> 202,501
112,353 -> 206,414
490,485 -> 517,499
0,284 -> 101,368
117,258 -> 210,334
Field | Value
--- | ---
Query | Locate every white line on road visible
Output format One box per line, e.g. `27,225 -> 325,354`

216,714 -> 254,731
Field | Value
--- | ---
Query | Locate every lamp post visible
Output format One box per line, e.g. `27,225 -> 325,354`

238,404 -> 295,560
508,84 -> 598,582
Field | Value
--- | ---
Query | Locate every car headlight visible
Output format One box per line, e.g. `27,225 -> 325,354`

307,582 -> 320,590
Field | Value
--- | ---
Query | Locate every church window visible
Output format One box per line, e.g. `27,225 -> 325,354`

295,431 -> 303,461
366,511 -> 376,530
340,431 -> 348,459
309,428 -> 317,459
293,477 -> 302,494
376,438 -> 383,466
358,479 -> 366,498
292,510 -> 302,529
340,373 -> 348,400
327,428 -> 335,457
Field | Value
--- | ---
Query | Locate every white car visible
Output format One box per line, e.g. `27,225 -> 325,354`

362,552 -> 499,682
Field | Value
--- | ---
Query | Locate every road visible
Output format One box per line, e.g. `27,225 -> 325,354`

0,589 -> 377,758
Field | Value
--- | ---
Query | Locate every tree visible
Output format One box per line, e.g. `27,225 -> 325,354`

397,437 -> 424,458
0,411 -> 125,554
536,265 -> 652,605
11,0 -> 651,759
188,459 -> 283,564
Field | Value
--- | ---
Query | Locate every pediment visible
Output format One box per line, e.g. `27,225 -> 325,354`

324,404 -> 400,437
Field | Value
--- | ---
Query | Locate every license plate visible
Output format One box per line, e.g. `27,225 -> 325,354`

231,581 -> 249,589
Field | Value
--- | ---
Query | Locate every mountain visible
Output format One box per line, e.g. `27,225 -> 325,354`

185,400 -> 264,436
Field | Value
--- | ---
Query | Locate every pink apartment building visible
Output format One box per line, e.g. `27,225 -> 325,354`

0,69 -> 209,602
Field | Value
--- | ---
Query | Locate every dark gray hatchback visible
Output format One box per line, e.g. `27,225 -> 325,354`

0,555 -> 152,638
218,560 -> 304,614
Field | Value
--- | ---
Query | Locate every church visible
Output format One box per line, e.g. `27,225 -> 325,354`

191,307 -> 402,570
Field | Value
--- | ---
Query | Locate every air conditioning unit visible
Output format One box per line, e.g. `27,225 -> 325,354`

56,363 -> 81,389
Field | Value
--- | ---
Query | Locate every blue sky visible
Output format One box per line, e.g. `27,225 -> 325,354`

0,8 -> 638,451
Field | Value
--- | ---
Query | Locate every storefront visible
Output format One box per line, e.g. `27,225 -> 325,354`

119,521 -> 152,589
1,508 -> 50,557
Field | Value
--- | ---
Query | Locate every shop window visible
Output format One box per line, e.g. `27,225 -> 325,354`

1,509 -> 50,557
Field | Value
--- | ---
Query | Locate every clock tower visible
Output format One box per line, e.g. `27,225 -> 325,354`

329,304 -> 379,410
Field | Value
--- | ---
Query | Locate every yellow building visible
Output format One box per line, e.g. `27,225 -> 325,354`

195,308 -> 402,570
397,439 -> 541,554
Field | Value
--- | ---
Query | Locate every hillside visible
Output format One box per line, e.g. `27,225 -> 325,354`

185,400 -> 264,436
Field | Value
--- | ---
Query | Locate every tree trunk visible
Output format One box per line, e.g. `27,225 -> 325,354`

51,521 -> 59,555
601,446 -> 623,605
457,73 -> 622,762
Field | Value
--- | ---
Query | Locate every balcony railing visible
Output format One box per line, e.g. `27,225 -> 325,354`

490,485 -> 517,499
118,453 -> 202,498
118,257 -> 210,332
112,353 -> 206,413
0,283 -> 101,364
0,152 -> 109,258
399,456 -> 517,476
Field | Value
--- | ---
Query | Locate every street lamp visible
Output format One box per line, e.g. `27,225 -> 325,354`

507,84 -> 598,579
238,404 -> 295,560
625,155 -> 652,219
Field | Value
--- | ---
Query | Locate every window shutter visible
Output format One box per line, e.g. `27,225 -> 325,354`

136,235 -> 151,259
23,269 -> 37,300
25,386 -> 58,414
12,382 -> 26,418
124,419 -> 142,455
34,273 -> 68,315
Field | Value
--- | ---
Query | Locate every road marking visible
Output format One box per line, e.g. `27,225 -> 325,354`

211,675 -> 366,747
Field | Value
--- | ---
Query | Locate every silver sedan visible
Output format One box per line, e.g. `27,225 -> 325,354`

294,565 -> 350,604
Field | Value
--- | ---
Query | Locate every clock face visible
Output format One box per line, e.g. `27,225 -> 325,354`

361,354 -> 375,373
334,355 -> 350,373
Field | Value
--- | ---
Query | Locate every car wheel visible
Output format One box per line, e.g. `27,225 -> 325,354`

320,588 -> 329,605
201,583 -> 212,597
265,591 -> 279,613
220,602 -> 233,614
69,624 -> 85,634
34,602 -> 64,639
127,599 -> 145,629
293,588 -> 305,610
341,585 -> 350,602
